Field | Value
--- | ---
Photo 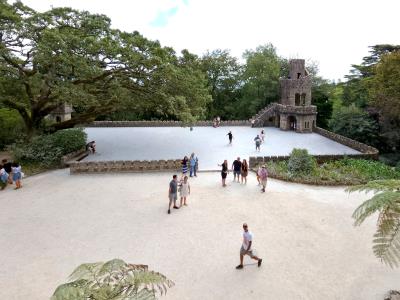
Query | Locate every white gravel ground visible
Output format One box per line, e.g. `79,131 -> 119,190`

0,170 -> 398,300
83,127 -> 360,170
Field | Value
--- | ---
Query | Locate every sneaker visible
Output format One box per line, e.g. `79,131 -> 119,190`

258,259 -> 262,267
235,265 -> 243,269
168,209 -> 170,214
173,206 -> 179,209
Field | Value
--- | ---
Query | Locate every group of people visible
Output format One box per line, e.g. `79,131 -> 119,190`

0,159 -> 23,190
226,129 -> 266,151
219,157 -> 249,187
168,174 -> 191,214
181,153 -> 199,177
213,116 -> 221,127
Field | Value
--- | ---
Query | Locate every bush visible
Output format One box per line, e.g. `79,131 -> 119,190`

0,108 -> 25,150
287,148 -> 316,175
13,129 -> 87,167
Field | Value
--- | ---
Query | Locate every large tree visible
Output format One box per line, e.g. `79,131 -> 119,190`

200,49 -> 242,119
239,44 -> 282,118
0,1 -> 210,136
368,51 -> 400,152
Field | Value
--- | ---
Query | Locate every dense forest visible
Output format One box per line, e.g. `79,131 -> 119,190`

0,1 -> 399,162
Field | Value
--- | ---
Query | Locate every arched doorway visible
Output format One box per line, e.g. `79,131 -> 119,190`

288,116 -> 296,131
56,116 -> 61,123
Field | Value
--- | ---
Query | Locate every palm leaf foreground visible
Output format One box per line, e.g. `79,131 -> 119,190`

347,180 -> 400,268
51,259 -> 174,300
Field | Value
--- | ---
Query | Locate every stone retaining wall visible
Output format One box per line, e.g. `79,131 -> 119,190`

61,148 -> 89,167
313,127 -> 378,156
70,159 -> 182,174
86,120 -> 251,127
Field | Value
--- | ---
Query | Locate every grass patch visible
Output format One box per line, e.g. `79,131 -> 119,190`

265,158 -> 400,185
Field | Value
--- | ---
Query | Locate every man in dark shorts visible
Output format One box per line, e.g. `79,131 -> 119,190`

232,157 -> 242,183
227,131 -> 233,145
168,175 -> 179,214
236,223 -> 262,269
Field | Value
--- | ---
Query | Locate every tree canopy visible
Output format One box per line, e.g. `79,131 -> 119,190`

0,1 -> 210,135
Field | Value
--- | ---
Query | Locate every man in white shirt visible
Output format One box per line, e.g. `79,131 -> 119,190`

236,223 -> 262,269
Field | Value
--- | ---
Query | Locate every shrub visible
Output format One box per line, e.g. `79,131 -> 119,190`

287,148 -> 316,175
12,129 -> 87,167
0,108 -> 25,150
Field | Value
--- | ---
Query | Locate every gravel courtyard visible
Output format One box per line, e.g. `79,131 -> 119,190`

83,127 -> 360,170
0,170 -> 398,300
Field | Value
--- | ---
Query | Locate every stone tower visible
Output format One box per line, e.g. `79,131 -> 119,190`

278,59 -> 316,132
48,103 -> 73,123
251,59 -> 317,133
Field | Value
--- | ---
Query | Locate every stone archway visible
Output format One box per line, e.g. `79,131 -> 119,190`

288,116 -> 297,131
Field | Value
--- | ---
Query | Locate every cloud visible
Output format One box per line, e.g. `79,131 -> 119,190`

150,6 -> 179,27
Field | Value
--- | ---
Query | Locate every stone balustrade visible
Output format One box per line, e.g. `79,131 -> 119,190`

70,159 -> 182,174
313,127 -> 379,156
86,120 -> 251,127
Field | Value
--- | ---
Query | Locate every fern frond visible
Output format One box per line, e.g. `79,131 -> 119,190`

50,279 -> 89,300
373,214 -> 400,268
346,179 -> 400,194
68,262 -> 103,282
352,191 -> 400,226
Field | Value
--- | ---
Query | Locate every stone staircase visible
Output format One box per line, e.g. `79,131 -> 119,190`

251,102 -> 278,127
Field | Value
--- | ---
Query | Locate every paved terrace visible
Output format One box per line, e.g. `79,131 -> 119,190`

0,171 -> 398,299
83,127 -> 360,169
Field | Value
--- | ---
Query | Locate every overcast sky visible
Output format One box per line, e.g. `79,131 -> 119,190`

21,0 -> 400,81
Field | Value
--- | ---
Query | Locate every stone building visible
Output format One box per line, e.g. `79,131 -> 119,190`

252,59 -> 317,133
48,103 -> 73,123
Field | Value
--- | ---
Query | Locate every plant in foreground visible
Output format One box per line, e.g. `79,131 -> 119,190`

51,259 -> 174,300
347,180 -> 400,268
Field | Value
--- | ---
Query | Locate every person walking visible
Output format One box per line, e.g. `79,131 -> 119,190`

194,156 -> 199,177
254,135 -> 261,152
227,131 -> 233,145
260,129 -> 265,143
179,175 -> 191,207
236,223 -> 262,269
11,162 -> 22,190
232,157 -> 242,183
257,165 -> 268,192
168,175 -> 179,214
218,160 -> 228,187
241,159 -> 249,184
189,153 -> 196,177
181,156 -> 189,177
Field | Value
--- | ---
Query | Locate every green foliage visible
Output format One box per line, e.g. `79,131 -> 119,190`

238,44 -> 282,118
12,129 -> 86,166
312,83 -> 333,128
329,104 -> 379,147
347,180 -> 400,268
266,158 -> 400,185
0,1 -> 210,135
368,51 -> 400,152
51,259 -> 174,300
0,108 -> 25,149
200,49 -> 242,120
287,148 -> 317,175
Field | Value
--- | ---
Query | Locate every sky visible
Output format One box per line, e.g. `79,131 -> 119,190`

20,0 -> 400,81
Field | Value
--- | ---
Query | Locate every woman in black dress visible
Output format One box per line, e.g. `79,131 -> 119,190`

218,160 -> 228,187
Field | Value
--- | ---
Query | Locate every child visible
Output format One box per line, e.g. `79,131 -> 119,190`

0,165 -> 9,190
179,176 -> 191,207
11,162 -> 22,190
